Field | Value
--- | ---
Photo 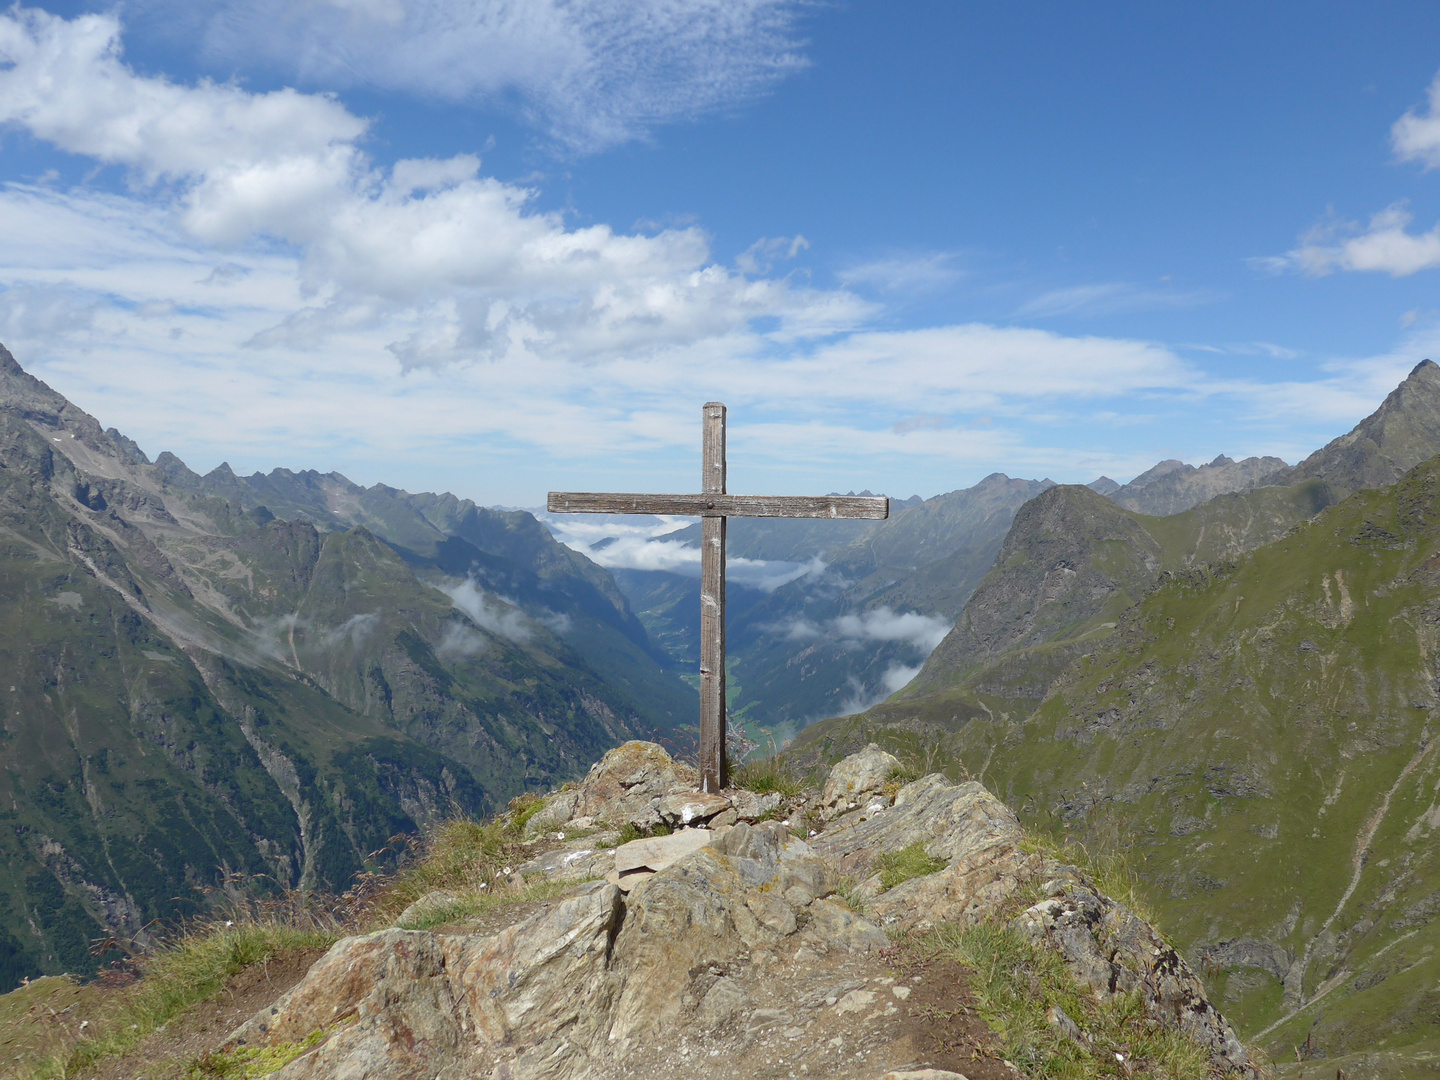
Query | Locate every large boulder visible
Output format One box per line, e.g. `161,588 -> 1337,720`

231,882 -> 624,1079
817,743 -> 902,821
521,741 -> 698,836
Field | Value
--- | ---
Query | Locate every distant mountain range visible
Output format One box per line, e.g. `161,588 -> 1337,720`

568,432 -> 1310,741
0,343 -> 694,989
787,359 -> 1440,1068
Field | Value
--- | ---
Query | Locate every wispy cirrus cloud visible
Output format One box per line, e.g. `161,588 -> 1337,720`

837,252 -> 961,293
1014,282 -> 1222,318
128,0 -> 812,154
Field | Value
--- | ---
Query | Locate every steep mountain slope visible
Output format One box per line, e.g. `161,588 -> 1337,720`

901,478 -> 1338,703
908,458 -> 1440,1064
785,361 -> 1440,1067
0,344 -> 674,989
151,456 -> 696,735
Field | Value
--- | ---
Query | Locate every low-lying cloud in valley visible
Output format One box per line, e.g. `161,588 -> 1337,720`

440,577 -> 571,653
784,607 -> 951,654
542,513 -> 828,593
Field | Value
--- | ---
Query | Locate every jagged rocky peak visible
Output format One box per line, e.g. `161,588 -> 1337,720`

1103,452 -> 1289,517
216,741 -> 1254,1080
1266,356 -> 1440,492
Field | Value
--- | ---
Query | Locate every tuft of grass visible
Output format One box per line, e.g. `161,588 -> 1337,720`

835,875 -> 870,916
186,1023 -> 339,1078
875,842 -> 946,892
507,792 -> 546,834
381,817 -> 516,919
928,922 -> 1213,1079
1018,830 -> 1156,927
395,879 -> 579,931
731,755 -> 807,798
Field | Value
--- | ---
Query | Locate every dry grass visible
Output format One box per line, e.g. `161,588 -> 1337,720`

5,794 -> 559,1080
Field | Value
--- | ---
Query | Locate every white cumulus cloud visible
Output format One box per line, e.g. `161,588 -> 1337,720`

1280,204 -> 1440,278
1393,71 -> 1440,169
0,7 -> 862,372
1264,70 -> 1440,279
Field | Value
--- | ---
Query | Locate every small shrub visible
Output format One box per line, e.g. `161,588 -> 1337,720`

875,842 -> 946,892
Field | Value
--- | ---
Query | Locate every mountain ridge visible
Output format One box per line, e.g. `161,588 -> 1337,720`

0,342 -> 694,989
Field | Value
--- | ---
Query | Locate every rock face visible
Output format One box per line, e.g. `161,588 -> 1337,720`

1105,454 -> 1289,516
1265,357 -> 1440,493
221,743 -> 1254,1080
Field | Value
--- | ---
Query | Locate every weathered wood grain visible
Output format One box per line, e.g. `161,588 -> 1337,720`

700,403 -> 727,792
546,492 -> 889,519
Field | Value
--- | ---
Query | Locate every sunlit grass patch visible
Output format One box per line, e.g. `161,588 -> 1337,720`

927,922 -> 1213,1080
1018,831 -> 1157,927
186,1023 -> 340,1078
20,919 -> 343,1080
875,842 -> 946,892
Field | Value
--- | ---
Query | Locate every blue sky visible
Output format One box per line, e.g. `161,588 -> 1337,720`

3,2 -> 1440,506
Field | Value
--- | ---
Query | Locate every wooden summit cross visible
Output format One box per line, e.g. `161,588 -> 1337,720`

549,403 -> 889,793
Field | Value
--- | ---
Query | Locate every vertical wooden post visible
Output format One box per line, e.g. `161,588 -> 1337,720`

699,402 -> 727,792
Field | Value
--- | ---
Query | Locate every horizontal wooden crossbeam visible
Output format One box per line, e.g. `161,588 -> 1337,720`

547,492 -> 889,520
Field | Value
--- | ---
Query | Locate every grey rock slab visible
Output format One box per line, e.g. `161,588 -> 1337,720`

658,792 -> 731,826
814,774 -> 1023,871
516,838 -> 613,883
230,882 -> 624,1080
1013,883 -> 1257,1078
606,820 -> 870,1046
696,976 -> 748,1028
613,828 -> 716,874
725,789 -> 783,821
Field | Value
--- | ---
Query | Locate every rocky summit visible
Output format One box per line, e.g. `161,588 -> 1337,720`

159,742 -> 1257,1080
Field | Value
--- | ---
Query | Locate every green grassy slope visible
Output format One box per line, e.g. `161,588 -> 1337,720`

791,457 -> 1440,1064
